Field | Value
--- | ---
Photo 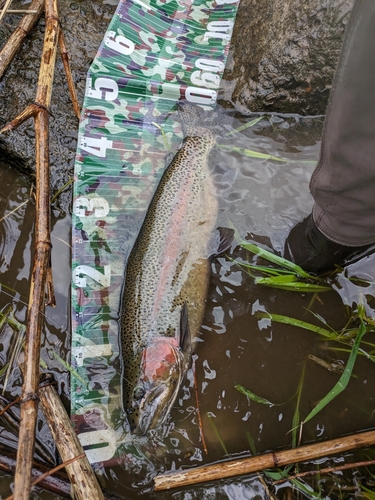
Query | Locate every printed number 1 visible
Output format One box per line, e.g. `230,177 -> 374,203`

74,197 -> 109,218
74,265 -> 111,288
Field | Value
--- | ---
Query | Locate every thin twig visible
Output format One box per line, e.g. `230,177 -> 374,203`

0,199 -> 29,224
58,31 -> 80,118
0,9 -> 39,13
4,453 -> 86,500
0,0 -> 13,23
0,396 -> 20,416
0,0 -> 44,80
273,459 -> 375,485
192,356 -> 208,455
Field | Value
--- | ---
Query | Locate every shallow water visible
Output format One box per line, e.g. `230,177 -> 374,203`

1,112 -> 375,499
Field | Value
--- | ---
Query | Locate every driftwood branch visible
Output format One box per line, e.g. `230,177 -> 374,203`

0,0 -> 44,80
0,0 -> 13,23
0,0 -> 100,498
0,446 -> 129,499
58,30 -> 80,118
11,3 -> 58,496
154,429 -> 375,491
0,0 -> 78,497
39,376 -> 105,500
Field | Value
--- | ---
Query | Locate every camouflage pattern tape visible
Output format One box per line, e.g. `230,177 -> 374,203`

71,0 -> 239,465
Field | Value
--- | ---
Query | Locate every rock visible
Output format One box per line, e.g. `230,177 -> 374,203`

0,1 -> 117,210
0,0 -> 353,207
220,0 -> 354,115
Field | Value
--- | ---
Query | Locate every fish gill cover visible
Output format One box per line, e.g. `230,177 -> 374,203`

71,0 -> 239,465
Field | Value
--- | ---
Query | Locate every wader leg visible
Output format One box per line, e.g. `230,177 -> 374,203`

311,0 -> 375,246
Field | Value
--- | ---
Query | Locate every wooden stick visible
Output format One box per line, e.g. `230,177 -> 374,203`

273,458 -> 375,484
0,446 -> 71,498
58,30 -> 80,118
1,10 -> 39,13
38,377 -> 105,500
12,2 -> 58,498
0,397 -> 54,464
154,429 -> 375,491
192,357 -> 208,455
0,103 -> 39,133
0,0 -> 13,23
0,446 -> 128,500
5,453 -> 86,500
0,0 -> 44,80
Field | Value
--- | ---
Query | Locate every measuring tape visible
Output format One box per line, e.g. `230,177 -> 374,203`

71,0 -> 239,465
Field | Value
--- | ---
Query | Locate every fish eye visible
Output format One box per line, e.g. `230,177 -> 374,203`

133,386 -> 145,401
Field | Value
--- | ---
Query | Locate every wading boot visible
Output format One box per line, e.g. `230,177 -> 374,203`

284,214 -> 374,274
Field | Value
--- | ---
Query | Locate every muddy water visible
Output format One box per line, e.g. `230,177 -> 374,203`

1,113 -> 375,499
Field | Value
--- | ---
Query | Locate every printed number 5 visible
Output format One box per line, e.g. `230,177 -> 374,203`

74,265 -> 111,288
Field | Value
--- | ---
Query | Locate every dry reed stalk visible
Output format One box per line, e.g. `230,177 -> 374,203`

3,1 -> 57,497
0,0 -> 13,23
153,429 -> 375,490
1,0 -> 102,498
0,446 -> 128,499
0,0 -> 44,80
38,377 -> 105,500
273,458 -> 375,484
58,30 -> 80,118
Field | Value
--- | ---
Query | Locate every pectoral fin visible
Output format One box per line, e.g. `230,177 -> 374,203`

178,302 -> 191,356
208,227 -> 235,257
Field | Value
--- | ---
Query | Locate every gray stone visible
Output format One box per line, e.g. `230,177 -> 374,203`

0,0 -> 354,207
0,1 -> 117,209
220,0 -> 354,115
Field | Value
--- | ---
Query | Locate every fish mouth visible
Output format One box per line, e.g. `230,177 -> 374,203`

133,380 -> 180,435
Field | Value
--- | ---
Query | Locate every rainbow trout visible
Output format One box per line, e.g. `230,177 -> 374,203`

120,104 -> 232,435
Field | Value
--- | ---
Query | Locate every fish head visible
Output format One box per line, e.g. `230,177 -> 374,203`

127,337 -> 188,435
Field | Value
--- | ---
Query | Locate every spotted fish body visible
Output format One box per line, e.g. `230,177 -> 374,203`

120,104 -> 221,434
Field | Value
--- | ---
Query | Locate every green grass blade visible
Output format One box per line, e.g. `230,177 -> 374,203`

290,479 -> 321,498
0,361 -> 9,378
245,431 -> 257,456
152,121 -> 171,151
264,466 -> 293,480
218,144 -> 290,162
207,412 -> 228,455
232,260 -> 293,276
254,276 -> 330,292
224,116 -> 264,136
303,321 -> 367,424
239,241 -> 318,280
51,177 -> 74,204
291,363 -> 306,448
257,312 -> 337,339
50,350 -> 88,389
235,384 -> 274,406
361,485 -> 375,500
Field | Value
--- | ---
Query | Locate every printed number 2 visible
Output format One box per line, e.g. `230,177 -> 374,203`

74,265 -> 111,288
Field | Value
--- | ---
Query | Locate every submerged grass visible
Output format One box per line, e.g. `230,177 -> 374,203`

235,384 -> 274,406
258,300 -> 375,430
207,412 -> 229,455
